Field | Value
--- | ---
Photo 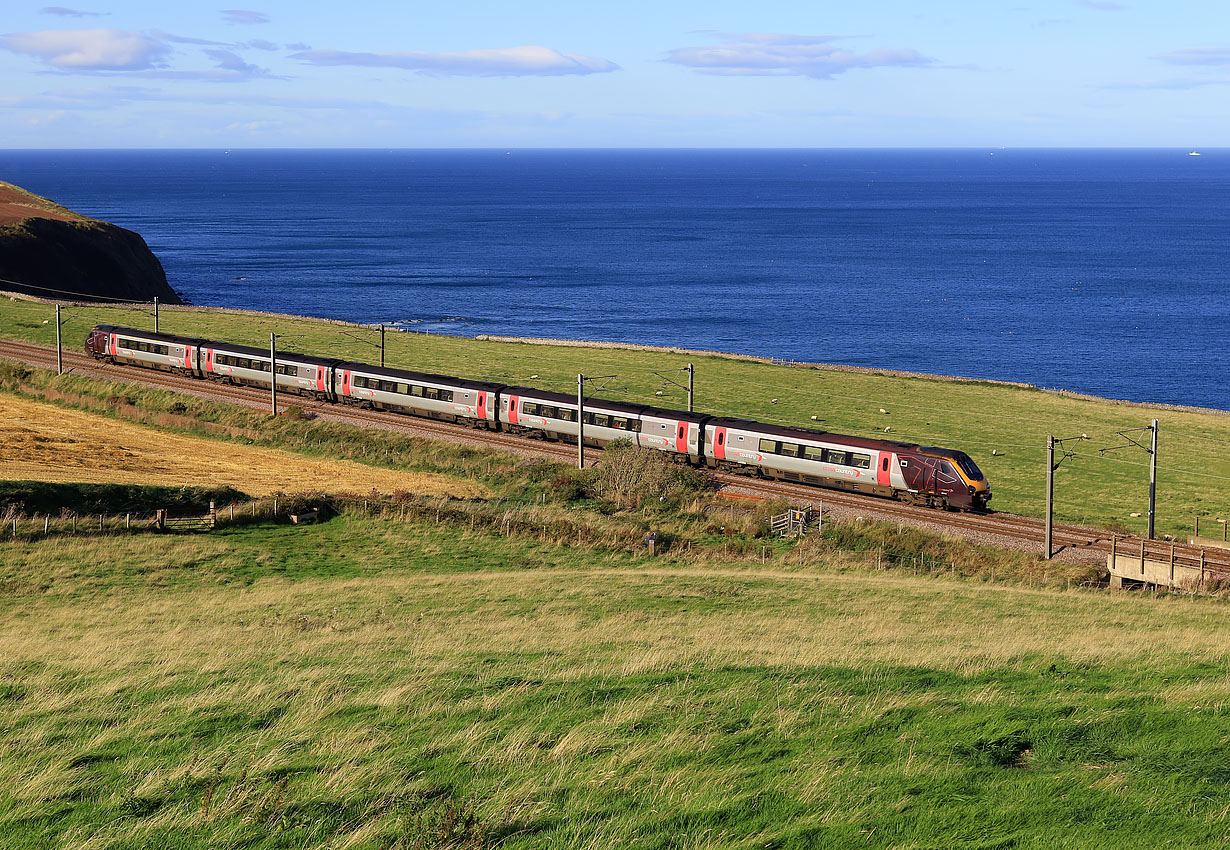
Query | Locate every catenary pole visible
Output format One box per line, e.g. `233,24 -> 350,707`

687,362 -> 694,413
1148,419 -> 1158,539
577,373 -> 585,469
154,296 -> 159,333
380,324 -> 386,368
270,333 -> 277,416
55,304 -> 62,375
1045,435 -> 1054,559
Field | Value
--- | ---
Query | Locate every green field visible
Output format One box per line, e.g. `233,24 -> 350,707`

3,296 -> 1227,538
1,510 -> 1227,848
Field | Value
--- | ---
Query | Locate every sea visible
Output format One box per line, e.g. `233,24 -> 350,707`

2,148 -> 1226,410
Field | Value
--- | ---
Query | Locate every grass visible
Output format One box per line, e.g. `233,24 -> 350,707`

0,511 -> 1227,848
2,296 -> 1228,538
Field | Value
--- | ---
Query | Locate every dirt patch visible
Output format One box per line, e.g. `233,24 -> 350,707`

0,394 -> 484,498
0,183 -> 85,227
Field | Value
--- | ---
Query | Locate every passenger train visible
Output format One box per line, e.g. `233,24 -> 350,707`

86,325 -> 992,511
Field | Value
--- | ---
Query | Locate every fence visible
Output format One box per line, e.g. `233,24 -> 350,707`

2,496 -> 312,541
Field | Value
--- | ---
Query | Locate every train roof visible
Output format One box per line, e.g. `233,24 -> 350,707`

338,361 -> 507,392
211,339 -> 341,368
94,324 -> 206,349
707,416 -> 926,452
502,386 -> 648,416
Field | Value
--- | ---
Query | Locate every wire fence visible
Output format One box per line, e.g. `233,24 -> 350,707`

0,496 -> 324,541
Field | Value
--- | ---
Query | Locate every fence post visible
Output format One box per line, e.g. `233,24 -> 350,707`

209,501 -> 217,529
44,516 -> 49,535
1140,539 -> 1146,575
99,514 -> 103,531
126,513 -> 130,530
156,509 -> 166,530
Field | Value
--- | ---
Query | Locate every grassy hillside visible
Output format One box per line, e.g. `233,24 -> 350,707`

2,297 -> 1228,538
1,510 -> 1227,848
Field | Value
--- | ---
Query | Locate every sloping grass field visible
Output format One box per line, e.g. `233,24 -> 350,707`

3,297 -> 1228,538
1,513 -> 1228,848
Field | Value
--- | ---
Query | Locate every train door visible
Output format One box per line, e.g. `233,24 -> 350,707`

877,453 -> 893,487
316,366 -> 326,393
676,421 -> 689,454
713,426 -> 727,460
477,391 -> 487,421
342,369 -> 352,397
205,348 -> 215,373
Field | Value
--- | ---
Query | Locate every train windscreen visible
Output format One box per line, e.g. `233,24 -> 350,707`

953,452 -> 985,481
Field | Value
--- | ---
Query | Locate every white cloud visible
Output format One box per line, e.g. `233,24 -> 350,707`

1157,47 -> 1230,66
222,10 -> 269,25
292,45 -> 619,76
0,28 -> 169,70
666,33 -> 936,79
41,6 -> 107,17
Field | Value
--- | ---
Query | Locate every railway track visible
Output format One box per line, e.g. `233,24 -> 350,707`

4,336 -> 1228,572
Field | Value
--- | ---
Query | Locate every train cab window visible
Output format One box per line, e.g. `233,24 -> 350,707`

759,439 -> 777,454
938,461 -> 961,484
953,453 -> 984,481
803,446 -> 825,462
780,443 -> 800,458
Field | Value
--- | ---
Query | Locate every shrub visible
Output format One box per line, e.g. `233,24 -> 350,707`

587,439 -> 715,510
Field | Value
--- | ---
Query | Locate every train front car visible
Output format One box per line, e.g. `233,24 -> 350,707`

894,448 -> 991,511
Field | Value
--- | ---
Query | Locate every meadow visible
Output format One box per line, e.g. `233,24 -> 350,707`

1,510 -> 1227,848
3,296 -> 1228,539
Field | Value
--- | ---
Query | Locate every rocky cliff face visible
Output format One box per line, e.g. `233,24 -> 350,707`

0,182 -> 183,305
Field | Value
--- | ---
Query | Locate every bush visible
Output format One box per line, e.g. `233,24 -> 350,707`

587,440 -> 715,510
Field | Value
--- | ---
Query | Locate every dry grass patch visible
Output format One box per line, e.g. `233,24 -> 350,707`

0,394 -> 483,498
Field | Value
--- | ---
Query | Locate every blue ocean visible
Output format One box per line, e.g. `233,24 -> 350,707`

2,149 -> 1226,410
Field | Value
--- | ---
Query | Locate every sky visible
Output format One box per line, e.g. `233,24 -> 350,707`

1,1 -> 1228,148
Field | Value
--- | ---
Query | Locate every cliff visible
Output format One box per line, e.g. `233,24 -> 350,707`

0,181 -> 183,304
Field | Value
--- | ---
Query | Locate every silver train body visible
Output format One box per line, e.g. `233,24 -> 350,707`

86,325 -> 991,510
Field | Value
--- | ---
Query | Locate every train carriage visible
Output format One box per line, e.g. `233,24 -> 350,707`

703,417 -> 989,510
500,387 -> 647,448
86,325 -> 201,375
201,339 -> 338,398
334,362 -> 502,428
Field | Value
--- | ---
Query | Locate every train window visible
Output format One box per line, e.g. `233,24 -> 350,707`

953,453 -> 984,481
522,401 -> 537,415
882,457 -> 890,472
352,376 -> 366,388
558,408 -> 575,422
717,432 -> 725,446
938,461 -> 960,483
425,387 -> 440,400
825,450 -> 850,466
593,414 -> 610,428
612,417 -> 627,430
803,446 -> 825,462
411,385 -> 424,397
397,383 -> 409,395
542,405 -> 557,419
780,443 -> 801,458
441,389 -> 453,402
759,438 -> 777,454
630,419 -> 641,432
851,453 -> 871,469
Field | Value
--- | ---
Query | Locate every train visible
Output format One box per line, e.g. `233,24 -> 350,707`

85,324 -> 992,511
